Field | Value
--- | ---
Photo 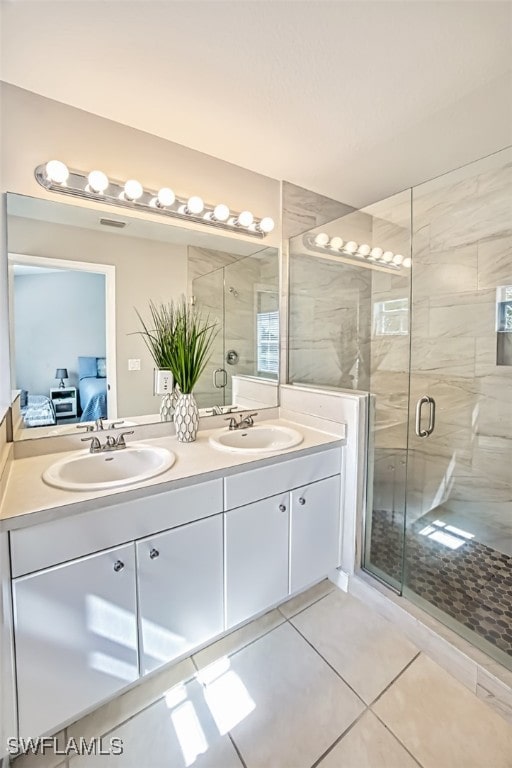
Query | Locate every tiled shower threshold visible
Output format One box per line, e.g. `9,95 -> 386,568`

349,571 -> 512,725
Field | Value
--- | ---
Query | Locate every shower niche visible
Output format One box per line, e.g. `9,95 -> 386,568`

496,285 -> 512,366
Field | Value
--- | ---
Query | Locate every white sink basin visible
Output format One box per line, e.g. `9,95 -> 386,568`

209,424 -> 303,454
42,443 -> 176,491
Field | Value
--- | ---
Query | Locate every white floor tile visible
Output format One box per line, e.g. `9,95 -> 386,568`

193,609 -> 284,672
291,589 -> 418,703
69,678 -> 243,768
278,579 -> 335,619
67,657 -> 195,744
221,622 -> 365,768
316,711 -> 419,768
373,654 -> 512,768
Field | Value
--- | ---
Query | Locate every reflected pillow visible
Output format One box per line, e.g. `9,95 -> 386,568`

96,357 -> 107,378
78,356 -> 98,380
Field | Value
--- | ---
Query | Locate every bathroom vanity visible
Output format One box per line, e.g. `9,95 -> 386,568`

1,419 -> 344,739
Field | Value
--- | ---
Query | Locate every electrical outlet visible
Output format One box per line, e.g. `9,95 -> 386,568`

154,369 -> 173,395
128,359 -> 141,371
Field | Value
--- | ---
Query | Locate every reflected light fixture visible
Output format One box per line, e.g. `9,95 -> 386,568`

304,233 -> 411,272
35,161 -> 275,238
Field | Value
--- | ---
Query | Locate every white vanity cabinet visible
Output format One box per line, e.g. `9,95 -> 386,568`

290,475 -> 341,593
225,492 -> 290,627
136,515 -> 224,674
224,447 -> 343,628
12,543 -> 138,739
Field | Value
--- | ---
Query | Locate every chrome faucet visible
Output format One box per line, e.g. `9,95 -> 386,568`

225,412 -> 258,430
81,430 -> 134,453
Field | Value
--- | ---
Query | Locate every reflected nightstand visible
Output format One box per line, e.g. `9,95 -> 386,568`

50,387 -> 77,420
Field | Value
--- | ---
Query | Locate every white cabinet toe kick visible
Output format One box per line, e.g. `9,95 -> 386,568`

8,446 -> 343,738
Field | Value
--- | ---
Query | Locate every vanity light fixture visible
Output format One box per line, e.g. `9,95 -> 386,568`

35,161 -> 275,238
304,233 -> 411,272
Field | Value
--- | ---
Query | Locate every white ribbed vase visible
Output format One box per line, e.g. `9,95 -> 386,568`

174,392 -> 199,443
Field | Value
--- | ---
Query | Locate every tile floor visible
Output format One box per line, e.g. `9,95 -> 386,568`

15,581 -> 512,768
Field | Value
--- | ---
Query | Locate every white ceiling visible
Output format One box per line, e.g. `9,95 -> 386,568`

1,1 -> 511,207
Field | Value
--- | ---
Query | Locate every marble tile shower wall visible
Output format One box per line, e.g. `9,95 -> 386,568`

191,248 -> 279,408
407,160 -> 512,524
289,253 -> 373,390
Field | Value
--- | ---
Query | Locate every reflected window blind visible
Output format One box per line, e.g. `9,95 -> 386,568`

256,311 -> 279,374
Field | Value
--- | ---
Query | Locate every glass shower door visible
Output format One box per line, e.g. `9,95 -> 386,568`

192,268 -> 226,409
403,150 -> 512,668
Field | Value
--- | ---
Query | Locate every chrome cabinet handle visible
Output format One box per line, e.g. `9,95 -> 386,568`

279,504 -> 286,512
149,548 -> 159,559
415,395 -> 435,438
213,368 -> 227,388
113,560 -> 124,572
298,497 -> 306,505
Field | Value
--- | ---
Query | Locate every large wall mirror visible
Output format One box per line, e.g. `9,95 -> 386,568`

7,193 -> 279,440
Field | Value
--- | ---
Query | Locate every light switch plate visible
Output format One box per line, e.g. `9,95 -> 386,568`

154,369 -> 173,395
128,359 -> 141,371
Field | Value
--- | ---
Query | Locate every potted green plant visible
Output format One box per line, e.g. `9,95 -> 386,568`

135,298 -> 218,441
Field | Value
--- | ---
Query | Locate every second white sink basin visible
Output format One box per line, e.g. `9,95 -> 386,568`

209,424 -> 303,454
42,443 -> 176,491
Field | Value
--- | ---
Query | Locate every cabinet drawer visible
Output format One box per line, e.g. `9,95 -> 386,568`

224,447 -> 341,510
10,479 -> 223,577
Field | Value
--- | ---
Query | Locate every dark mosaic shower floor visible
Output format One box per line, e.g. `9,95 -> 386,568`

369,509 -> 512,658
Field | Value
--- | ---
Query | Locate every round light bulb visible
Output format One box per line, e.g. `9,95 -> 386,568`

370,247 -> 383,259
156,187 -> 175,207
381,251 -> 394,263
187,195 -> 204,215
237,210 -> 254,227
314,233 -> 330,247
124,179 -> 143,201
258,216 -> 275,233
213,203 -> 230,222
345,241 -> 358,253
402,256 -> 412,269
392,254 -> 404,265
87,170 -> 109,193
46,160 -> 69,184
329,236 -> 343,250
358,244 -> 371,256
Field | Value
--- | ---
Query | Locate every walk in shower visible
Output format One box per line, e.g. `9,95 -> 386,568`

192,247 -> 279,409
288,147 -> 512,670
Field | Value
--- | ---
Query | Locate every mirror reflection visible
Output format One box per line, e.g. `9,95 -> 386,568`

7,193 -> 279,440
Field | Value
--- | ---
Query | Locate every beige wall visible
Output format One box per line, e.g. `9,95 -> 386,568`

0,83 -> 281,411
9,216 -> 189,417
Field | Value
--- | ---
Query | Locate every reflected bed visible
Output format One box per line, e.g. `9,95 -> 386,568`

78,356 -> 107,422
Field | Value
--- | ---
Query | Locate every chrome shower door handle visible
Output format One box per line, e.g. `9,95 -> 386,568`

213,368 -> 228,388
415,395 -> 435,438
425,396 -> 436,436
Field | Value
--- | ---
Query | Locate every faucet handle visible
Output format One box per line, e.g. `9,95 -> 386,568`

225,416 -> 238,430
81,436 -> 101,452
76,424 -> 95,432
244,412 -> 258,426
108,420 -> 125,430
115,430 -> 135,448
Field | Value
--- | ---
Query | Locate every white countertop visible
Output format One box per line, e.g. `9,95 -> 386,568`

0,418 -> 343,531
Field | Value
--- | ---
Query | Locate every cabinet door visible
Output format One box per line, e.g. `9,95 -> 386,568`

137,515 -> 224,674
225,493 -> 289,628
13,543 -> 138,737
290,475 -> 341,593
